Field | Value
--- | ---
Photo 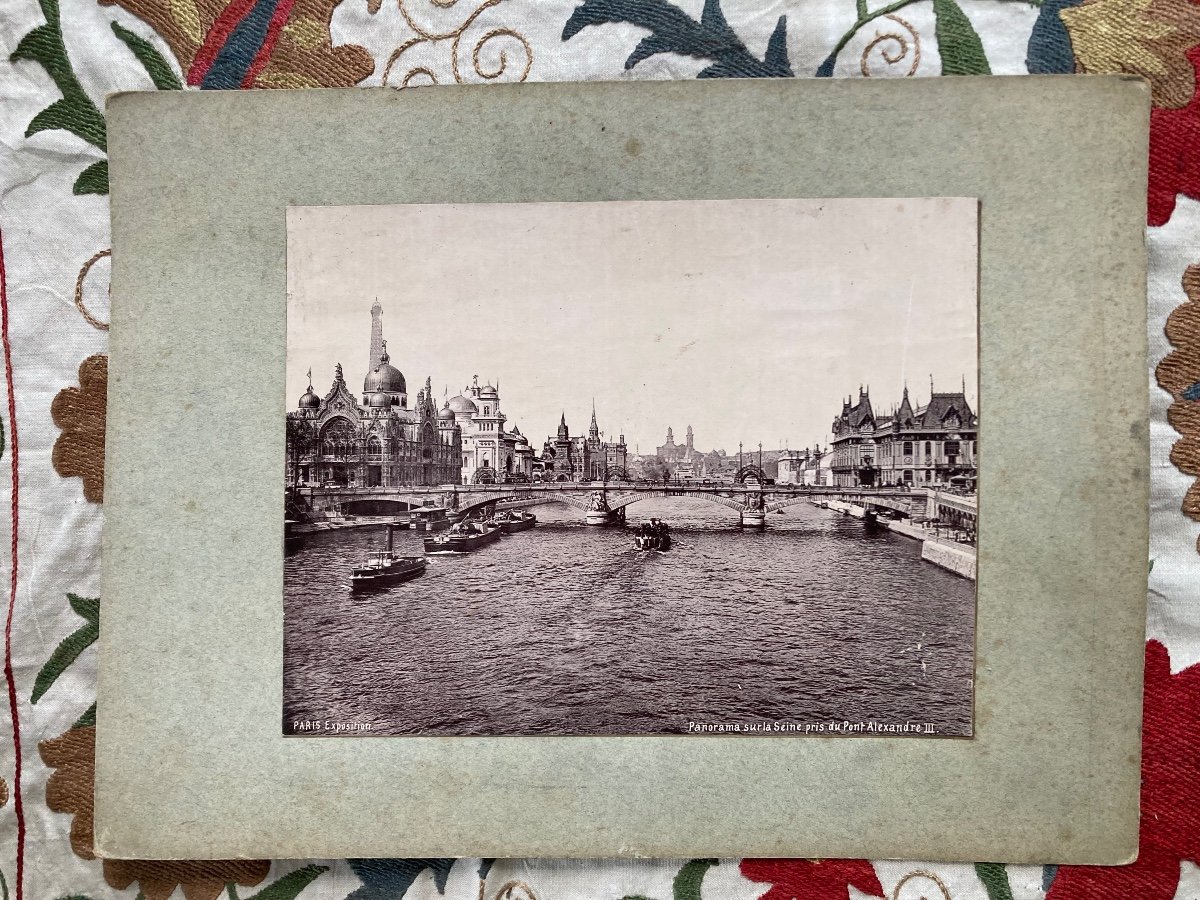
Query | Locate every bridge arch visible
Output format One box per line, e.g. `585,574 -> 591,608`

454,492 -> 592,515
735,465 -> 769,486
341,498 -> 419,515
605,490 -> 747,513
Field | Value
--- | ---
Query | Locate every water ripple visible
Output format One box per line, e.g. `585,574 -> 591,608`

284,500 -> 974,737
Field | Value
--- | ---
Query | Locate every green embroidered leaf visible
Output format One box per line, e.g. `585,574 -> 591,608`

10,0 -> 107,150
672,860 -> 717,900
932,0 -> 991,74
73,160 -> 108,196
31,594 -> 100,704
68,591 -> 99,626
974,863 -> 1014,900
243,866 -> 329,900
24,96 -> 106,148
111,21 -> 183,91
72,701 -> 96,730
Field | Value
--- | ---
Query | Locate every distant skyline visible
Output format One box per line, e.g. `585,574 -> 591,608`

287,198 -> 978,454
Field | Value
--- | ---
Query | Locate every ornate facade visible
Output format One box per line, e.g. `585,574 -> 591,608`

541,405 -> 628,481
445,376 -> 535,484
286,303 -> 461,487
830,384 -> 978,488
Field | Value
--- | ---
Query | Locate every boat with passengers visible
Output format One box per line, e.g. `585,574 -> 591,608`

351,523 -> 427,590
424,518 -> 502,553
634,519 -> 672,552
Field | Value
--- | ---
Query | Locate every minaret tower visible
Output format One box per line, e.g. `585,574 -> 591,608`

368,299 -> 384,372
686,425 -> 694,453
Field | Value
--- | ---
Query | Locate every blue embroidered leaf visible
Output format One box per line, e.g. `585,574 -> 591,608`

1041,864 -> 1059,893
932,0 -> 991,75
563,0 -> 789,77
1026,0 -> 1084,73
762,17 -> 789,74
346,859 -> 457,900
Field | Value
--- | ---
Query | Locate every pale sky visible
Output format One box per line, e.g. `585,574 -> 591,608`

286,198 -> 978,455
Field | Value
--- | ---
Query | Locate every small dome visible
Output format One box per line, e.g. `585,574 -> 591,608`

448,393 -> 478,417
298,386 -> 320,410
478,383 -> 499,400
438,401 -> 456,421
369,391 -> 390,408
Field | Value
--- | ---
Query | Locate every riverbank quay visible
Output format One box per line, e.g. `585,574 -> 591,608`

293,515 -> 411,534
881,518 -> 977,581
814,497 -> 976,581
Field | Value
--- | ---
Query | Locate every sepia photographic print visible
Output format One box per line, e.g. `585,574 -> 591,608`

283,197 -> 979,738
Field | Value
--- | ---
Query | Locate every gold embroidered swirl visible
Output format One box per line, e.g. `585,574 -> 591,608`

380,0 -> 531,87
860,14 -> 921,77
74,248 -> 111,331
491,880 -> 538,900
892,869 -> 954,900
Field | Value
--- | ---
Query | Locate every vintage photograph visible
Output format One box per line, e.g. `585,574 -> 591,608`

283,198 -> 979,738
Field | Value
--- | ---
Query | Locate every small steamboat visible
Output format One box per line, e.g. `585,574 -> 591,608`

351,524 -> 427,590
495,510 -> 537,534
634,520 -> 672,552
424,519 -> 502,554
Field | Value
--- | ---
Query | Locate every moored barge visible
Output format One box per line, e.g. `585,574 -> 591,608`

424,519 -> 502,553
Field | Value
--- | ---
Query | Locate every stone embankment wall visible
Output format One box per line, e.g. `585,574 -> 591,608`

920,539 -> 977,580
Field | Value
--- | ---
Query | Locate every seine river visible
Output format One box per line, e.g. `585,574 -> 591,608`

283,499 -> 975,737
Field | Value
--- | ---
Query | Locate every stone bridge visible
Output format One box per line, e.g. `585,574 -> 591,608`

299,482 -> 943,529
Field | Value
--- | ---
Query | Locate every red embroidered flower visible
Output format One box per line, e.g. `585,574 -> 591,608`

740,859 -> 883,900
1048,640 -> 1200,899
1150,44 -> 1200,226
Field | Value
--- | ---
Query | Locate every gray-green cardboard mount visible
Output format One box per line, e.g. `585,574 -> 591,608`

98,77 -> 1149,862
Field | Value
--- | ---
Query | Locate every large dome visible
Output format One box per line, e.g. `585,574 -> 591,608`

448,393 -> 478,417
298,386 -> 320,410
364,354 -> 406,395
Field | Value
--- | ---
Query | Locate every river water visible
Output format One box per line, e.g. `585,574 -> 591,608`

283,499 -> 975,737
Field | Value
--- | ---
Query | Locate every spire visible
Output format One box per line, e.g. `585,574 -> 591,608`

558,411 -> 568,440
334,362 -> 344,384
306,367 -> 312,389
368,301 -> 384,373
930,373 -> 935,394
962,373 -> 967,394
589,399 -> 599,439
